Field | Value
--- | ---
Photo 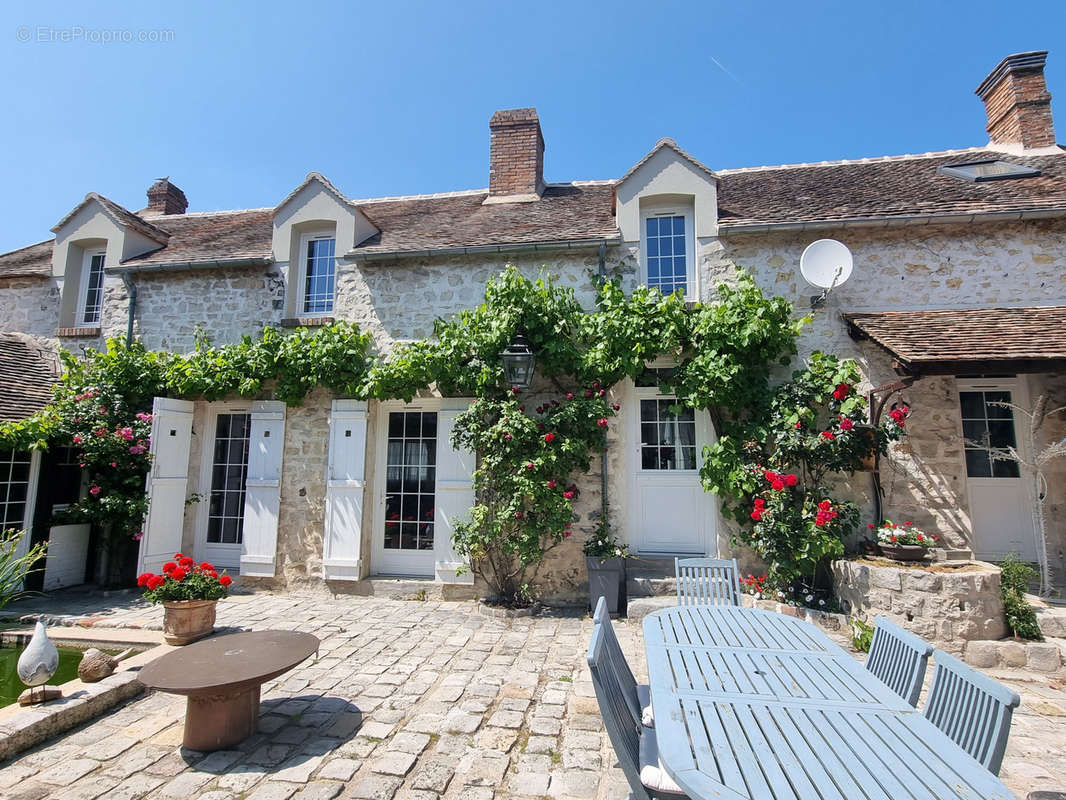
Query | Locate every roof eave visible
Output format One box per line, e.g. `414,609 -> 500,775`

109,256 -> 274,274
347,236 -> 622,263
717,206 -> 1066,235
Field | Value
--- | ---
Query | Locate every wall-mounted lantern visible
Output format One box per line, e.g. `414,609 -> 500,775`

500,334 -> 536,389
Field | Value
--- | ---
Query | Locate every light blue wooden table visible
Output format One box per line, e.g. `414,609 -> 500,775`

643,605 -> 1016,800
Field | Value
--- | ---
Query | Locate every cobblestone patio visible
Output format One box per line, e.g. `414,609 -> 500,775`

1,590 -> 1064,799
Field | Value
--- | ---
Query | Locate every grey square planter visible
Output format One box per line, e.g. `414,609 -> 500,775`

586,556 -> 626,615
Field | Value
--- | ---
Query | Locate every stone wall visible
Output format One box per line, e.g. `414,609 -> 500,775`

832,558 -> 1006,652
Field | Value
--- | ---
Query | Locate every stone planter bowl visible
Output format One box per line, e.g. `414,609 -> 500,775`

878,543 -> 929,562
162,599 -> 218,645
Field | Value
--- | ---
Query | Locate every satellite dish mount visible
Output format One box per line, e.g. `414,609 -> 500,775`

800,239 -> 854,308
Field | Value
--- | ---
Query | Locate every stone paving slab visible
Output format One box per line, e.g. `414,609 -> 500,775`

0,590 -> 1064,798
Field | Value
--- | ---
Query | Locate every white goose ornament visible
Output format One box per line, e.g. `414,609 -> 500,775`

17,620 -> 59,696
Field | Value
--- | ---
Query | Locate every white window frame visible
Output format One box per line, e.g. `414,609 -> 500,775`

640,207 -> 695,301
77,249 -> 107,327
297,230 -> 337,315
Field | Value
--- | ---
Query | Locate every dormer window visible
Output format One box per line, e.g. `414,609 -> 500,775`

642,209 -> 694,298
78,250 -> 106,326
299,232 -> 336,314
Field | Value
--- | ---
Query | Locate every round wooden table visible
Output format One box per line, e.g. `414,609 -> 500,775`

138,630 -> 319,751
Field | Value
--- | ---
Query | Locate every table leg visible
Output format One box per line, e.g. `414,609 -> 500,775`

182,685 -> 261,751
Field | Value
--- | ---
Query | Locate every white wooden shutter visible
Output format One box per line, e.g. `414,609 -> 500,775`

434,398 -> 475,584
240,401 -> 286,577
138,397 -> 194,575
323,400 -> 368,581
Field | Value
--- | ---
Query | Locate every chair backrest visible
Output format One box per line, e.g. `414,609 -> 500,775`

866,616 -> 933,707
592,596 -> 641,727
587,623 -> 650,800
675,557 -> 742,606
923,648 -> 1021,775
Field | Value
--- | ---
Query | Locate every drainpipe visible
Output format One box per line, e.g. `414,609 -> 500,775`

597,242 -> 609,532
120,271 -> 137,346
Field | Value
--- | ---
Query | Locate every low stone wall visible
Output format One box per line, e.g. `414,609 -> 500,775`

832,558 -> 1006,651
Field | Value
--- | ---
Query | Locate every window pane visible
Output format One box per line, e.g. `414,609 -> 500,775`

673,217 -> 685,235
987,421 -> 1017,450
992,458 -> 1020,478
959,392 -> 984,419
964,449 -> 992,478
985,391 -> 1013,418
962,420 -> 988,446
641,447 -> 660,470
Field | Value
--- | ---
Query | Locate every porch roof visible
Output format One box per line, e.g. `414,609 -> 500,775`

0,334 -> 58,422
842,305 -> 1066,375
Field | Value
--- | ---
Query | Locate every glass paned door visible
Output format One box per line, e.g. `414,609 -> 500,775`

957,382 -> 1035,561
630,389 -> 714,555
204,413 -> 251,568
378,410 -> 437,575
0,449 -> 32,529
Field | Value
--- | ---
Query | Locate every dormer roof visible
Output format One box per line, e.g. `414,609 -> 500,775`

51,192 -> 170,244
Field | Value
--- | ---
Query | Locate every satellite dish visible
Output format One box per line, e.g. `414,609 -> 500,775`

800,239 -> 853,290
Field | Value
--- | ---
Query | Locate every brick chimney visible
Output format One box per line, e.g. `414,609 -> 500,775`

487,108 -> 545,201
146,177 -> 188,215
976,51 -> 1056,150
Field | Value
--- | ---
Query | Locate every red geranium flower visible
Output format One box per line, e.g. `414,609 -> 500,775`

544,433 -> 556,444
170,568 -> 187,581
750,511 -> 763,521
200,562 -> 214,571
597,418 -> 608,427
136,572 -> 153,587
178,556 -> 195,568
840,418 -> 854,431
547,480 -> 557,489
820,431 -> 835,441
771,479 -> 785,491
219,575 -> 233,587
784,474 -> 798,487
147,575 -> 165,590
162,561 -> 177,574
818,500 -> 832,511
563,490 -> 575,499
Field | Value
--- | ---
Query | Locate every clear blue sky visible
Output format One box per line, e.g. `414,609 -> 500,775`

1,0 -> 1064,253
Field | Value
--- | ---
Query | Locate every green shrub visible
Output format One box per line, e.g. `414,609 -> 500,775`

999,553 -> 1042,640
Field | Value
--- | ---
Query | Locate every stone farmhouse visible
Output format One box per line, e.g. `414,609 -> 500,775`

0,51 -> 1063,602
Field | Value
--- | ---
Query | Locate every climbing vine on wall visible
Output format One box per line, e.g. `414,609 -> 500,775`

0,265 -> 903,595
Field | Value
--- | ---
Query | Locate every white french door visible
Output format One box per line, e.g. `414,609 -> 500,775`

372,406 -> 438,576
627,385 -> 716,555
957,378 -> 1037,562
196,406 -> 252,571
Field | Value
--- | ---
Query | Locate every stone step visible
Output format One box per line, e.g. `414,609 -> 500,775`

625,555 -> 686,599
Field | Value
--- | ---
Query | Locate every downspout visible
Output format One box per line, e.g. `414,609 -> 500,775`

120,271 -> 137,346
597,242 -> 609,533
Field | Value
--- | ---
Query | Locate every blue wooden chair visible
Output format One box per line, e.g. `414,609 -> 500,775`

587,624 -> 687,800
674,557 -> 741,606
865,616 -> 933,707
592,596 -> 652,728
923,648 -> 1021,775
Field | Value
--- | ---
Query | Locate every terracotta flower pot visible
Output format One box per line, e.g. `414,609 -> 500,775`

162,599 -> 217,645
878,543 -> 928,562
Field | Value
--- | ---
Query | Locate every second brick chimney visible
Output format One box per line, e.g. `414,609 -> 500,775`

487,108 -> 545,202
146,177 -> 189,215
976,50 -> 1056,150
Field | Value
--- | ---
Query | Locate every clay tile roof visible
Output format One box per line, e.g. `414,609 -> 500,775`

0,239 -> 53,279
843,306 -> 1066,374
122,209 -> 274,268
351,183 -> 618,257
0,334 -> 58,422
718,149 -> 1066,229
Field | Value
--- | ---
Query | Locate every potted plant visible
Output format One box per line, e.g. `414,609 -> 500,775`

872,520 -> 938,562
584,527 -> 630,615
137,553 -> 232,645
